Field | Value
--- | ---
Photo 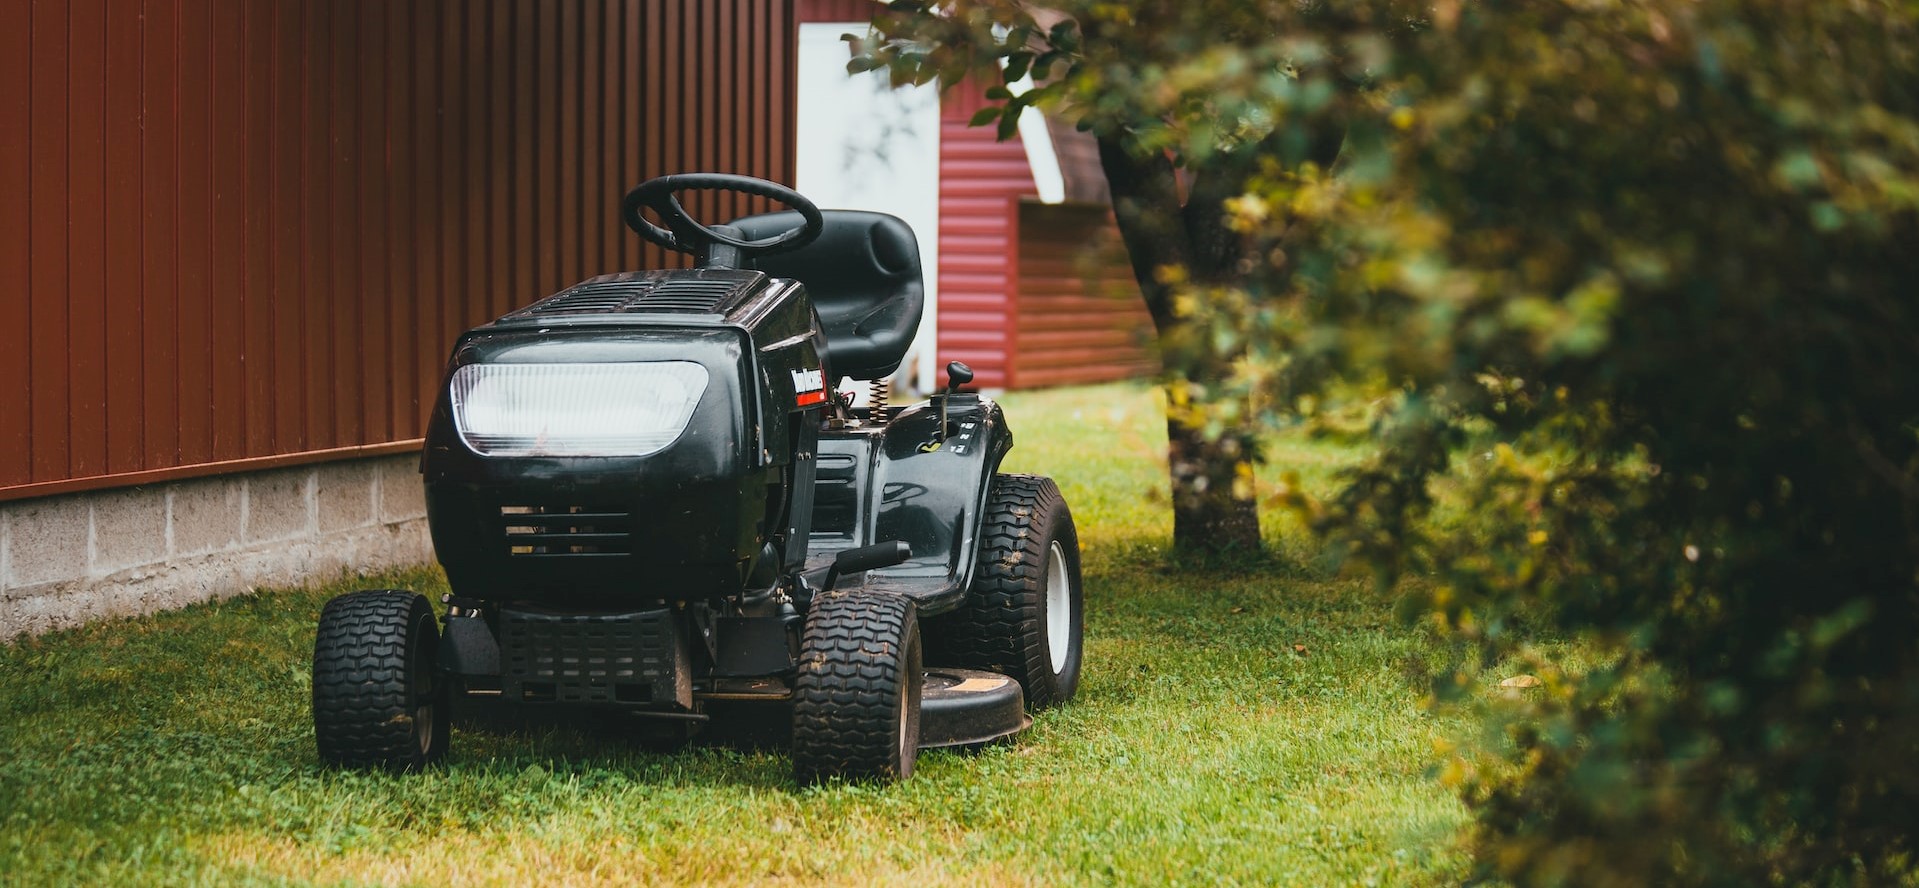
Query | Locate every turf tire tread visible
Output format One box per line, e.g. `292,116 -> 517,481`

312,590 -> 440,770
792,591 -> 921,784
925,473 -> 1081,709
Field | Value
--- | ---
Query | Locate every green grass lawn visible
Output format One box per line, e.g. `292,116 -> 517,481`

0,383 -> 1470,886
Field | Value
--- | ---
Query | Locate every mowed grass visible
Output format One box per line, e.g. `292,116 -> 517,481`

0,383 -> 1470,886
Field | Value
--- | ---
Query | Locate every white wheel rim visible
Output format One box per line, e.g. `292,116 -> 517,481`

897,693 -> 911,764
1046,540 -> 1071,675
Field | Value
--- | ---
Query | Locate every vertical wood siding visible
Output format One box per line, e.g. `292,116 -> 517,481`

936,85 -> 1035,390
2,0 -> 799,500
1009,200 -> 1157,389
796,0 -> 880,21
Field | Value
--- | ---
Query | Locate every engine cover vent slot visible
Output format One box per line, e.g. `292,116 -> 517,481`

639,277 -> 744,312
809,453 -> 860,537
501,270 -> 765,321
524,281 -> 660,315
500,505 -> 632,557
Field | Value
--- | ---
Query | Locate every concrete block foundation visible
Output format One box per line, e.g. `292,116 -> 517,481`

1,453 -> 434,640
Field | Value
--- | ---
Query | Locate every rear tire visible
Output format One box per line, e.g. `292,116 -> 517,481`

791,591 -> 922,784
926,474 -> 1084,710
312,590 -> 450,770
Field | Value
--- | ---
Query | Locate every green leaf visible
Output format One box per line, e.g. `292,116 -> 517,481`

1048,19 -> 1079,53
996,101 -> 1024,141
1005,52 -> 1034,84
968,106 -> 1003,128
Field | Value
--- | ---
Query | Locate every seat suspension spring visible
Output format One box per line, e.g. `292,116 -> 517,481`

868,378 -> 890,425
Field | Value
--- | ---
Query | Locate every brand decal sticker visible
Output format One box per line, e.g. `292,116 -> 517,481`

791,368 -> 826,407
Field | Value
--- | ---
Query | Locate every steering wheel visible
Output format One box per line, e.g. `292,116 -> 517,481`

622,173 -> 824,259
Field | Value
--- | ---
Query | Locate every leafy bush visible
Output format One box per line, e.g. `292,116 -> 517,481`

862,0 -> 1919,883
1245,2 -> 1919,884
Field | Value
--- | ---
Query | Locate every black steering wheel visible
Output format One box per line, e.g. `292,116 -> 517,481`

622,173 -> 824,259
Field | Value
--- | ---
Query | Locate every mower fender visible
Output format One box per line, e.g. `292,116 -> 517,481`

812,395 -> 1011,617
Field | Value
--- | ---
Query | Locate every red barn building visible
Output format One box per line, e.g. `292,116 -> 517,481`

935,86 -> 1153,390
795,1 -> 1154,393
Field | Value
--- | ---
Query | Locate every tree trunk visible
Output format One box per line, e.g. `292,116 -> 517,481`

1097,136 -> 1263,556
1164,400 -> 1263,554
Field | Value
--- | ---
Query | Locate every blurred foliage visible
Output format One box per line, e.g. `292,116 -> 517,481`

855,0 -> 1396,553
857,0 -> 1919,884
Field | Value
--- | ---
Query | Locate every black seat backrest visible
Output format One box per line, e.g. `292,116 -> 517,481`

729,209 -> 924,382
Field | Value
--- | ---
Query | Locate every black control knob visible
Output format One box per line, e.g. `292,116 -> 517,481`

945,361 -> 975,392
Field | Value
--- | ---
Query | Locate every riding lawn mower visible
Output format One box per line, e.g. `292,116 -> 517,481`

309,174 -> 1085,783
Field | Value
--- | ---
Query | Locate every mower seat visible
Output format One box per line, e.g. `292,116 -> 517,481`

729,209 -> 924,382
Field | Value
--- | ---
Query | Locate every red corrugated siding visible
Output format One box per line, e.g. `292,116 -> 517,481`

0,3 -> 31,486
797,0 -> 880,22
937,86 -> 1035,389
3,0 -> 800,501
1009,200 -> 1157,389
26,0 -> 70,484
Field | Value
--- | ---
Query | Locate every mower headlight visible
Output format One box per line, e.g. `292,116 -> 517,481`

449,362 -> 709,457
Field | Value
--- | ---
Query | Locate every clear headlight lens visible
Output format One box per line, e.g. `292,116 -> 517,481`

449,362 -> 709,457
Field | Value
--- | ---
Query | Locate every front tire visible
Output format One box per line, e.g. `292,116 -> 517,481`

312,590 -> 450,770
791,591 -> 922,784
926,474 -> 1084,710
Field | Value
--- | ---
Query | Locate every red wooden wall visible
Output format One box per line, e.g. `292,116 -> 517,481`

1009,200 -> 1156,389
934,90 -> 1153,390
935,86 -> 1037,390
797,0 -> 881,20
1,0 -> 799,501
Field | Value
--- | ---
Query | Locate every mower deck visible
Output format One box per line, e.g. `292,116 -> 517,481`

452,667 -> 1029,751
919,668 -> 1031,748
